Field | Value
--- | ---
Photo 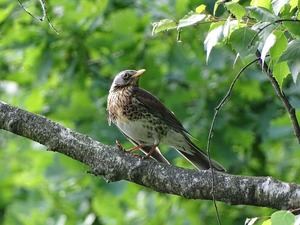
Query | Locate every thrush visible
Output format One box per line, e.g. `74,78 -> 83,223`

107,69 -> 225,171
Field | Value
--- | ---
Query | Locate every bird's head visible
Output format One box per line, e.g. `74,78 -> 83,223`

110,69 -> 145,91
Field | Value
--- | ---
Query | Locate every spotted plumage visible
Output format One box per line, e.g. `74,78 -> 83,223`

107,69 -> 225,171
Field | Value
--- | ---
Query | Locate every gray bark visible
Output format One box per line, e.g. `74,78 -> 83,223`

0,101 -> 299,209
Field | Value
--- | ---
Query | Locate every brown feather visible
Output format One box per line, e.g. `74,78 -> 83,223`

132,87 -> 189,134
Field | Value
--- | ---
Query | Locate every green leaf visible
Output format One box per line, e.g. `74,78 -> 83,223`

289,0 -> 298,10
225,2 -> 246,20
289,60 -> 300,83
273,61 -> 290,87
261,32 -> 276,65
229,27 -> 257,57
223,18 -> 239,38
152,19 -> 177,35
279,40 -> 300,61
284,21 -> 300,38
279,40 -> 300,83
213,0 -> 225,15
271,210 -> 295,225
250,0 -> 272,10
246,6 -> 278,21
272,0 -> 290,15
270,30 -> 288,62
245,217 -> 271,225
0,4 -> 14,22
195,4 -> 206,14
177,13 -> 206,29
261,219 -> 271,225
252,22 -> 277,50
204,22 -> 225,62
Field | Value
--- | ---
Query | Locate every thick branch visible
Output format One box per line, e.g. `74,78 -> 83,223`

0,101 -> 300,209
256,50 -> 300,143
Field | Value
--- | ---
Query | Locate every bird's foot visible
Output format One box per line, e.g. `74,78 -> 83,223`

115,140 -> 125,151
115,140 -> 144,158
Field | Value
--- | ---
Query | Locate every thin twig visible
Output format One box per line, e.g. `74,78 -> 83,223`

206,58 -> 259,225
38,0 -> 46,21
17,0 -> 40,21
40,0 -> 59,34
17,0 -> 59,34
256,50 -> 300,143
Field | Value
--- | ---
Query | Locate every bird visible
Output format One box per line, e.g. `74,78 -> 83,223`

107,69 -> 225,172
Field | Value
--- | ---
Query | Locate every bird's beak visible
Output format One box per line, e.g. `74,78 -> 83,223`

132,69 -> 146,78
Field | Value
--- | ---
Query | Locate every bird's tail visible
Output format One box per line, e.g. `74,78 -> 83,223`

179,136 -> 226,172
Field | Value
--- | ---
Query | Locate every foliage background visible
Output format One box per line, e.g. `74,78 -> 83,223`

0,0 -> 299,224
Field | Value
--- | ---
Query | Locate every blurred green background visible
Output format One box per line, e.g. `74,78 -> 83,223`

0,0 -> 300,224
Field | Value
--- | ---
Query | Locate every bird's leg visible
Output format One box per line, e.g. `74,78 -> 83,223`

115,140 -> 125,151
127,144 -> 144,153
143,144 -> 158,159
115,140 -> 144,153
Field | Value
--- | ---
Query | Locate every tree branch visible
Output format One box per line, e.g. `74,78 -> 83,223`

0,101 -> 300,209
256,50 -> 300,143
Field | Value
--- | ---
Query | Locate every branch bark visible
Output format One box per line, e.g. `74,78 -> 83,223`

0,101 -> 300,209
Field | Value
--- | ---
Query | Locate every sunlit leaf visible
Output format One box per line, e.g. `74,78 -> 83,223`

250,0 -> 272,10
204,22 -> 225,62
152,19 -> 177,35
261,32 -> 276,65
225,2 -> 246,20
245,217 -> 269,225
195,4 -> 206,14
177,13 -> 206,29
271,211 -> 295,225
295,215 -> 300,225
273,62 -> 290,87
261,219 -> 271,225
289,0 -> 298,11
270,30 -> 288,62
245,217 -> 258,225
272,0 -> 289,15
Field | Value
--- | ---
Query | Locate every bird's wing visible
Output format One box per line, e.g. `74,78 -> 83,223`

132,87 -> 189,134
119,130 -> 170,164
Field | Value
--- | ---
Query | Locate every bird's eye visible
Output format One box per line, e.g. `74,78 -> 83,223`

123,73 -> 130,80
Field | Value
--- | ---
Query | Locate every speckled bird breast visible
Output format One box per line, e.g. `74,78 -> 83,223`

107,86 -> 144,123
107,86 -> 169,145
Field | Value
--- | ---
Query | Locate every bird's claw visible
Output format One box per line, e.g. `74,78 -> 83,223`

142,155 -> 151,160
115,140 -> 143,159
115,140 -> 125,151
